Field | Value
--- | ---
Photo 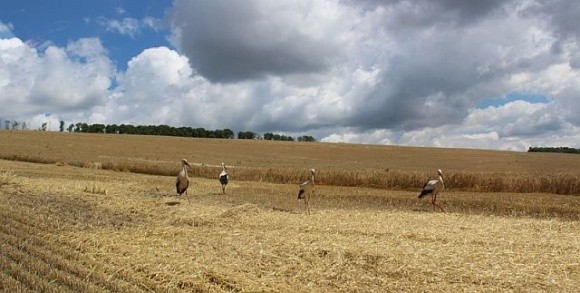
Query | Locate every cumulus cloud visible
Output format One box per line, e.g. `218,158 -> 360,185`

104,46 -> 194,124
165,0 -> 579,138
167,0 -> 357,82
322,100 -> 579,151
100,46 -> 277,129
2,0 -> 579,150
0,37 -> 114,127
524,0 -> 580,43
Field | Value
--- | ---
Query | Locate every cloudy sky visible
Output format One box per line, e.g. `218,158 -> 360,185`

1,0 -> 579,151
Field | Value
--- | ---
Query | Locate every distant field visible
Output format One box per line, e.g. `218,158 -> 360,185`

1,131 -> 579,291
1,130 -> 579,194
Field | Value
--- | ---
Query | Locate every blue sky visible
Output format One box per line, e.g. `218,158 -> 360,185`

1,0 -> 170,71
1,0 -> 579,151
476,93 -> 551,109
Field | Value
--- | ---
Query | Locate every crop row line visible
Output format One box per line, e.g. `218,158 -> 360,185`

0,226 -> 106,292
0,209 -> 154,292
0,267 -> 34,293
0,237 -> 71,292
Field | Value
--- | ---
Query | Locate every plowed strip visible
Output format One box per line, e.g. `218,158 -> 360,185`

0,251 -> 65,292
0,269 -> 34,293
0,228 -> 102,292
0,213 -> 150,292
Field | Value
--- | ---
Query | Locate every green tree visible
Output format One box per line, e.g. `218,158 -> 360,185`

192,127 -> 207,137
105,124 -> 118,134
88,124 -> 106,133
264,132 -> 294,141
222,128 -> 234,139
238,131 -> 256,139
298,135 -> 316,142
528,146 -> 579,154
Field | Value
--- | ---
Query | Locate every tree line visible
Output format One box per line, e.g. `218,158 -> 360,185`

62,122 -> 316,141
3,119 -> 317,141
67,122 -> 235,138
528,147 -> 580,154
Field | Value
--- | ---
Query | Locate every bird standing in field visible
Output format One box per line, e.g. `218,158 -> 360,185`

298,169 -> 316,215
418,169 -> 445,212
176,159 -> 191,196
219,162 -> 229,194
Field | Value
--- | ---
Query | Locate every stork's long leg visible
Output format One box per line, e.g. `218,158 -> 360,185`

306,190 -> 312,215
431,194 -> 445,212
306,193 -> 310,215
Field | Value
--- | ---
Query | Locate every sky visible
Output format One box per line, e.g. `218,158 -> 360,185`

1,0 -> 579,151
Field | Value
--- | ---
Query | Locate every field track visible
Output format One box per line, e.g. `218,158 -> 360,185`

1,131 -> 579,291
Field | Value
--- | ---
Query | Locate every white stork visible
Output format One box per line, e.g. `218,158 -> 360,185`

219,162 -> 229,194
176,159 -> 190,196
298,169 -> 316,215
418,169 -> 445,212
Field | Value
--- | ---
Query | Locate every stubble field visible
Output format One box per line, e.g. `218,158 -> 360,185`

1,131 -> 579,291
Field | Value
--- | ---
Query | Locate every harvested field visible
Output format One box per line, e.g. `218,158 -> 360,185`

1,131 -> 579,194
0,131 -> 579,291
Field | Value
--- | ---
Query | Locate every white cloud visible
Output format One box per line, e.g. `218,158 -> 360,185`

106,46 -> 193,124
0,21 -> 14,38
164,0 -> 579,137
99,17 -> 141,38
98,16 -> 163,38
2,0 -> 580,151
142,17 -> 163,32
0,37 -> 114,126
321,99 -> 579,151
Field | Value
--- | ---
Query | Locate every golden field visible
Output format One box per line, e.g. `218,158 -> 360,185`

1,131 -> 579,194
1,130 -> 579,291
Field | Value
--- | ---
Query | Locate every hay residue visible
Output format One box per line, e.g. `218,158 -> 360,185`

0,169 -> 18,187
84,161 -> 103,169
170,215 -> 213,227
220,203 -> 261,218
